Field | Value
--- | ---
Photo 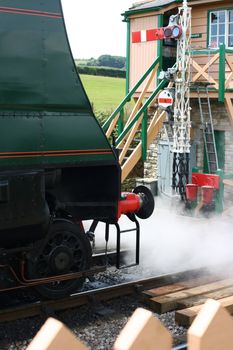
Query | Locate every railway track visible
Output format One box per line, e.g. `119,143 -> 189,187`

0,267 -> 216,323
1,262 -> 233,330
2,265 -> 233,350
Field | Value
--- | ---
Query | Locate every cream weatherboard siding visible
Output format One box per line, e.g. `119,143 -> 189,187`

129,15 -> 158,94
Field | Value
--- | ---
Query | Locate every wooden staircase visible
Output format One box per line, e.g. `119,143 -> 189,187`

102,57 -> 170,182
102,45 -> 233,183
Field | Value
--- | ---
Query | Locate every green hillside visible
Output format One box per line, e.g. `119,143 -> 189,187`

80,74 -> 126,113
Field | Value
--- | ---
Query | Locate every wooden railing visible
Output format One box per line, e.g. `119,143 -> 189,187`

102,57 -> 169,182
191,44 -> 233,102
102,46 -> 233,183
26,299 -> 233,350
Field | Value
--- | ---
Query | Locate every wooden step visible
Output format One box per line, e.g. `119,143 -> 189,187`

148,278 -> 233,314
175,295 -> 233,327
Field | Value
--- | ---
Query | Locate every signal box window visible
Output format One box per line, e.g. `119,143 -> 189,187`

209,10 -> 233,48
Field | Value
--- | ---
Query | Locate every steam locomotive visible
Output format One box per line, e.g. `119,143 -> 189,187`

0,0 -> 154,299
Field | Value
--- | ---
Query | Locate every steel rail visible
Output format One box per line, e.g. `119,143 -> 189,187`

0,267 -> 207,322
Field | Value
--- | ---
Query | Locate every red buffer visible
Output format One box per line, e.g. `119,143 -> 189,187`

117,186 -> 154,220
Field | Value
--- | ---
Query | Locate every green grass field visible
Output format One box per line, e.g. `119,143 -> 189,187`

80,74 -> 126,113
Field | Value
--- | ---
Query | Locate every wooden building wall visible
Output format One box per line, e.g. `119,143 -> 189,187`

129,15 -> 158,94
191,1 -> 233,48
128,0 -> 233,91
191,1 -> 233,88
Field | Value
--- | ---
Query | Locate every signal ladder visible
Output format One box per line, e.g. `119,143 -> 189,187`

196,84 -> 219,173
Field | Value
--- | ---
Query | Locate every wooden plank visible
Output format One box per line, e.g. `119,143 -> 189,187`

176,295 -> 233,327
192,53 -> 219,83
143,284 -> 185,299
192,2 -> 233,17
191,60 -> 218,89
121,110 -> 165,181
191,18 -> 207,26
148,278 -> 233,314
190,91 -> 218,99
225,54 -> 233,88
125,63 -> 158,129
224,94 -> 233,129
106,113 -> 120,139
142,275 -> 221,299
177,286 -> 233,309
118,65 -> 158,160
188,299 -> 233,350
113,308 -> 172,350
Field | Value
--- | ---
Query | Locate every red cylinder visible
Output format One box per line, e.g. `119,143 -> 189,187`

117,193 -> 141,219
201,186 -> 214,205
186,184 -> 198,201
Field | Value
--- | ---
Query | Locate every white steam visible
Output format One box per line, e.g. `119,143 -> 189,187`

139,204 -> 233,275
84,197 -> 233,276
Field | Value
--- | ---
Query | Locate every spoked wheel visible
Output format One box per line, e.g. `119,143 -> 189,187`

28,220 -> 92,299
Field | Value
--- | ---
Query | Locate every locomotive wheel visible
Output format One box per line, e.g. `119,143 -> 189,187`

28,220 -> 92,299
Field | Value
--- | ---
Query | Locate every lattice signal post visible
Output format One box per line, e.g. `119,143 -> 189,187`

172,0 -> 192,199
131,0 -> 192,199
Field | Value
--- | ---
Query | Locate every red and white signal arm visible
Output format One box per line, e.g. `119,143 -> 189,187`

158,89 -> 174,109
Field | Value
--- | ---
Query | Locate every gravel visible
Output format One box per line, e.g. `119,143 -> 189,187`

0,267 -> 187,350
0,295 -> 186,350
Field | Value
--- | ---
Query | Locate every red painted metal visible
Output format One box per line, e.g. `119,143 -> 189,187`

192,172 -> 220,190
148,28 -> 165,41
146,29 -> 157,41
186,184 -> 198,201
117,193 -> 141,219
132,31 -> 141,43
201,186 -> 214,204
158,98 -> 173,104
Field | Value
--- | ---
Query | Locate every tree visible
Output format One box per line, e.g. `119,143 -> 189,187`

97,55 -> 125,69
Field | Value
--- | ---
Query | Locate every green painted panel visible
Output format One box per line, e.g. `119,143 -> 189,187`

0,0 -> 92,111
42,113 -> 115,164
215,130 -> 225,170
0,1 -> 117,169
191,33 -> 202,39
0,114 -> 42,167
0,112 -> 115,167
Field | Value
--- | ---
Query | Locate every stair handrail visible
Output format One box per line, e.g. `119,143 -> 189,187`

102,56 -> 160,132
115,79 -> 167,146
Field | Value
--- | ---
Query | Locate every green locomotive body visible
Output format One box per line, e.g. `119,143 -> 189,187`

0,0 -> 154,298
0,0 -> 120,237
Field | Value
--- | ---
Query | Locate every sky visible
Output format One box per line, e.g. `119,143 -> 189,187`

61,0 -> 134,59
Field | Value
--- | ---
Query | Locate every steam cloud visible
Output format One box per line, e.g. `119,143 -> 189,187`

84,197 -> 233,277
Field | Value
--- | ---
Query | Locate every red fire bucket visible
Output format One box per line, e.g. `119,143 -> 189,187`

186,184 -> 198,201
201,186 -> 214,205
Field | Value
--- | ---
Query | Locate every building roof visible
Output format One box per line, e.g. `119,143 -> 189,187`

124,0 -> 181,17
123,0 -> 224,18
130,0 -> 178,12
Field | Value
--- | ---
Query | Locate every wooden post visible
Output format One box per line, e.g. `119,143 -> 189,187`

113,308 -> 172,350
26,317 -> 89,350
188,299 -> 233,350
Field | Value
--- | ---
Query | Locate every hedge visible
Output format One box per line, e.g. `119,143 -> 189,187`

76,65 -> 126,78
